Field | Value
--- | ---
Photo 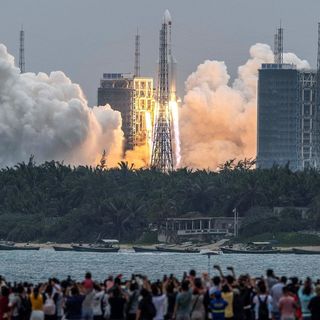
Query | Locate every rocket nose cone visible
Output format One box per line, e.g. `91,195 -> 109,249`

163,9 -> 172,24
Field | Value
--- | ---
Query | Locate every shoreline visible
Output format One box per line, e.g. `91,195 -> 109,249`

8,242 -> 320,251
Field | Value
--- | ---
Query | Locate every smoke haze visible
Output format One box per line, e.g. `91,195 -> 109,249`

179,43 -> 310,170
0,44 -> 123,167
0,42 -> 311,170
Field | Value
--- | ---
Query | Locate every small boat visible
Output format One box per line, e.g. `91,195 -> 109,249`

221,247 -> 279,254
71,239 -> 120,253
156,245 -> 200,253
0,243 -> 40,251
52,246 -> 75,252
201,250 -> 221,256
132,246 -> 159,253
71,245 -> 119,253
293,248 -> 320,255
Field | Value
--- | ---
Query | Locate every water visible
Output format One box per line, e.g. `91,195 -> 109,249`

0,249 -> 319,283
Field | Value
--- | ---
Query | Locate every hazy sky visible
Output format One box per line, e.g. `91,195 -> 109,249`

1,0 -> 320,105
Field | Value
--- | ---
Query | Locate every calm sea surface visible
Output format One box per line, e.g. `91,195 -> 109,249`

0,249 -> 319,283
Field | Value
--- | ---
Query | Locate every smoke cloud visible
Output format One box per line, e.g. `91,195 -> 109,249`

0,44 -> 123,167
179,43 -> 310,170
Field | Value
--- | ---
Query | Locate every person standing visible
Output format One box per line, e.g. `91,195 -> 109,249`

136,288 -> 156,320
0,286 -> 10,320
174,281 -> 192,320
209,291 -> 228,320
298,278 -> 315,320
108,287 -> 127,320
278,286 -> 296,320
29,286 -> 44,320
152,283 -> 167,320
221,285 -> 233,320
252,282 -> 272,320
126,282 -> 140,320
64,286 -> 85,320
308,285 -> 320,320
190,279 -> 205,320
270,277 -> 287,320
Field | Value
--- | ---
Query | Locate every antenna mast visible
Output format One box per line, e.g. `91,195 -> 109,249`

134,30 -> 140,77
19,26 -> 25,73
274,25 -> 283,64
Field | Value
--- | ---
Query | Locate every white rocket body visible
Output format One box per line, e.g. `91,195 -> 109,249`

163,10 -> 177,102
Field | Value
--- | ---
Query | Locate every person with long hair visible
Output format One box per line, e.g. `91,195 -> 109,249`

298,278 -> 315,320
29,286 -> 44,320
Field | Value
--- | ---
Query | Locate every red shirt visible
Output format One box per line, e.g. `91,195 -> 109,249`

0,296 -> 9,320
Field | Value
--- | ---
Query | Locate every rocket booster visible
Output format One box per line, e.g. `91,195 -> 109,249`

162,9 -> 177,102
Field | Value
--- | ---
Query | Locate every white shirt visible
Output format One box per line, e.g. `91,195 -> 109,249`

152,294 -> 167,320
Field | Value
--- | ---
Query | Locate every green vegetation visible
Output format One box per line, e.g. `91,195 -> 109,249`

238,232 -> 320,247
0,157 -> 320,243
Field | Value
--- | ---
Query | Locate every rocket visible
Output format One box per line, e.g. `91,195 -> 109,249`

161,9 -> 177,103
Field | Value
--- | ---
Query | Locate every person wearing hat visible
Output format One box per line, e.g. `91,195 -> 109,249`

308,285 -> 320,320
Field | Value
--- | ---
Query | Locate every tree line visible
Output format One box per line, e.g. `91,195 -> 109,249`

0,157 -> 319,242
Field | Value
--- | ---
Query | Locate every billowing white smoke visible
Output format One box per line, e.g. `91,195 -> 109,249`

179,43 -> 310,170
0,44 -> 123,167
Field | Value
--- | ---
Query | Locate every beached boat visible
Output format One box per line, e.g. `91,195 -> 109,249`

155,245 -> 200,253
221,247 -> 279,254
293,248 -> 320,255
71,245 -> 119,253
0,243 -> 40,251
132,246 -> 159,253
71,239 -> 120,253
52,246 -> 75,252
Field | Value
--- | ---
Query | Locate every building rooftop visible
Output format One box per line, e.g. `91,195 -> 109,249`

261,63 -> 296,70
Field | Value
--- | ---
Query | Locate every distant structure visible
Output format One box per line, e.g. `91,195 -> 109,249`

19,26 -> 25,73
134,30 -> 140,77
133,77 -> 155,152
98,73 -> 135,152
257,25 -> 320,170
151,10 -> 176,172
158,216 -> 242,243
274,25 -> 283,64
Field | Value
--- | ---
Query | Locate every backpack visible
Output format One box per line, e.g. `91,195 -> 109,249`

258,295 -> 269,320
18,296 -> 31,318
43,294 -> 56,315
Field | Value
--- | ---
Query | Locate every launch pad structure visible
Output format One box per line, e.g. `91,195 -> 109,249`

151,10 -> 175,172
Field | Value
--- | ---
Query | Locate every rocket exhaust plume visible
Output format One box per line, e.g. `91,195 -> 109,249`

179,43 -> 309,170
0,44 -> 123,167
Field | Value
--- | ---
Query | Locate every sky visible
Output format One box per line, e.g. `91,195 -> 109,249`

0,0 -> 320,106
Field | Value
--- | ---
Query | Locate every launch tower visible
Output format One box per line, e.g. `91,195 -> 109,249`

151,10 -> 175,172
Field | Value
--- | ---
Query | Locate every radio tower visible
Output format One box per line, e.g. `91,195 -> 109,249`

151,10 -> 174,172
134,29 -> 140,77
19,26 -> 25,73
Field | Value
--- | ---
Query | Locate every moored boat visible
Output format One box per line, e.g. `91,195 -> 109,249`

52,246 -> 75,252
71,239 -> 120,253
221,247 -> 279,254
71,245 -> 119,253
293,248 -> 320,255
155,245 -> 200,253
200,250 -> 221,255
132,246 -> 159,253
0,243 -> 40,251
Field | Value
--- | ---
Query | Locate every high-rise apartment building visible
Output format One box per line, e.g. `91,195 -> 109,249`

98,73 -> 134,152
257,64 -> 319,170
98,73 -> 155,157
